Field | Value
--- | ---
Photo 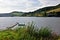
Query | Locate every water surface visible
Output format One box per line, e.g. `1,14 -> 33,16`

0,17 -> 60,34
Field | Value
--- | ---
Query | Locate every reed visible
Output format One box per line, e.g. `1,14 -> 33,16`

0,23 -> 59,40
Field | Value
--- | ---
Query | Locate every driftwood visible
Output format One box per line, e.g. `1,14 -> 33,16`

7,22 -> 25,29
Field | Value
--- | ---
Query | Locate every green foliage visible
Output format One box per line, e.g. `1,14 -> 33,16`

0,23 -> 59,40
39,27 -> 51,38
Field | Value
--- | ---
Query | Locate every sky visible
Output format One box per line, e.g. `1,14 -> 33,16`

0,0 -> 60,13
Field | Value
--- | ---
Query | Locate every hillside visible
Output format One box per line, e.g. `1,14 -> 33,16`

0,4 -> 60,17
22,4 -> 60,17
47,8 -> 60,13
11,11 -> 24,17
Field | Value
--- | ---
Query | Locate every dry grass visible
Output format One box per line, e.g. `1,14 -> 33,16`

47,8 -> 60,13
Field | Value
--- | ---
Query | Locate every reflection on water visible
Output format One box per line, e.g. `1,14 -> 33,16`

0,17 -> 60,34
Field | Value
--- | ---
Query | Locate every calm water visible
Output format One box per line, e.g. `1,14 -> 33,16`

0,17 -> 60,34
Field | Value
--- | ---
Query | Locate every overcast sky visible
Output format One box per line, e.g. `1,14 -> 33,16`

0,0 -> 60,13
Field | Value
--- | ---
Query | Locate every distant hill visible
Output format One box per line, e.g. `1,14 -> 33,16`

0,13 -> 12,17
0,11 -> 25,17
11,11 -> 24,17
0,4 -> 60,17
22,4 -> 60,17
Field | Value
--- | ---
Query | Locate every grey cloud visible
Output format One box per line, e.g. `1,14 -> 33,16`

0,0 -> 60,13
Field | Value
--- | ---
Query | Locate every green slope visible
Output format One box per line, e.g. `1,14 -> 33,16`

11,4 -> 60,17
22,4 -> 60,17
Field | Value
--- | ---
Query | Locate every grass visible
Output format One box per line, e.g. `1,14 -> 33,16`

47,8 -> 60,13
0,23 -> 60,40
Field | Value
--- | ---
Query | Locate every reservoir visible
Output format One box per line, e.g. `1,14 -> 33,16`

0,17 -> 60,34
